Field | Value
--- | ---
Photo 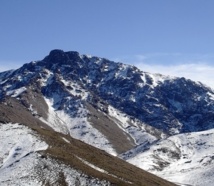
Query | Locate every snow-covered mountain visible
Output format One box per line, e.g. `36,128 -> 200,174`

0,49 -> 169,155
2,122 -> 171,186
121,128 -> 214,186
0,123 -> 103,186
1,49 -> 214,185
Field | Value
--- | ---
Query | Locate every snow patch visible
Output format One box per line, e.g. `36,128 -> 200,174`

60,79 -> 89,100
43,97 -> 116,156
115,64 -> 129,79
126,128 -> 214,186
0,123 -> 48,170
0,123 -> 111,186
75,156 -> 133,184
62,137 -> 70,143
75,156 -> 107,174
6,87 -> 27,97
108,105 -> 158,145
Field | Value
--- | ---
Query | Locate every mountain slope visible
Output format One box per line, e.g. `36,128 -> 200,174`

0,121 -> 175,186
0,49 -> 168,154
1,49 -> 214,185
1,49 -> 214,138
121,128 -> 214,186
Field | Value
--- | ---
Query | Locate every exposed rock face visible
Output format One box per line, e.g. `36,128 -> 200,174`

1,49 -> 214,135
1,49 -> 214,185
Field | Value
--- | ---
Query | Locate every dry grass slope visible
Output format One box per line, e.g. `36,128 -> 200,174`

0,97 -> 176,186
31,126 -> 176,186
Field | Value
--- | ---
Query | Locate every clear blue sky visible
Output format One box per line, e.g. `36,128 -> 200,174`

1,0 -> 214,87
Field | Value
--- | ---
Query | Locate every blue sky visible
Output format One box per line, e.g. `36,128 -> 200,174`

1,0 -> 214,87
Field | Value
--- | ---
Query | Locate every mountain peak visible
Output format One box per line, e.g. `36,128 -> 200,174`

1,50 -> 214,136
43,49 -> 80,65
1,50 -> 214,185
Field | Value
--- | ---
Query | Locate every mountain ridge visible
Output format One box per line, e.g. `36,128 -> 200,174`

2,49 -> 214,135
1,49 -> 214,185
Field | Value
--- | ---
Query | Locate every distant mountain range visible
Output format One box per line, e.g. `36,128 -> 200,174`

1,49 -> 214,185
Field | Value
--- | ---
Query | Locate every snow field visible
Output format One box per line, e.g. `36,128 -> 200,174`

0,123 -> 48,169
108,105 -> 158,145
43,97 -> 117,156
0,123 -> 111,186
126,128 -> 214,186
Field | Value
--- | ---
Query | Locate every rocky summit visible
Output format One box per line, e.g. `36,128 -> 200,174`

1,49 -> 214,185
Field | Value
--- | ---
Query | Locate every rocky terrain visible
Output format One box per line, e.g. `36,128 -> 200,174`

1,49 -> 214,185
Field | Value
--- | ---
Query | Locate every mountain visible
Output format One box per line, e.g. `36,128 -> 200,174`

0,122 -> 176,186
1,49 -> 214,185
121,128 -> 214,186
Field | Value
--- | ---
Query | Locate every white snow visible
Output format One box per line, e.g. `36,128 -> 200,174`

42,97 -> 117,156
0,123 -> 49,185
115,64 -> 129,79
126,128 -> 214,186
62,137 -> 70,143
108,105 -> 158,145
0,123 -> 111,186
108,105 -> 129,127
207,92 -> 214,101
75,156 -> 107,174
0,79 -> 8,85
75,156 -> 133,184
0,123 -> 48,169
28,104 -> 38,116
39,97 -> 69,134
6,87 -> 27,97
60,79 -> 89,100
37,69 -> 53,87
139,72 -> 176,88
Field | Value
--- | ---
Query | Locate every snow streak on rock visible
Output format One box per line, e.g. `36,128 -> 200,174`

43,97 -> 117,155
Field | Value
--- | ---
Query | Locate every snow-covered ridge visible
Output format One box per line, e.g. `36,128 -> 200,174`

0,123 -> 111,186
1,50 -> 214,185
0,123 -> 49,185
108,105 -> 159,145
0,123 -> 48,169
1,50 -> 214,135
125,128 -> 214,186
42,97 -> 117,156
